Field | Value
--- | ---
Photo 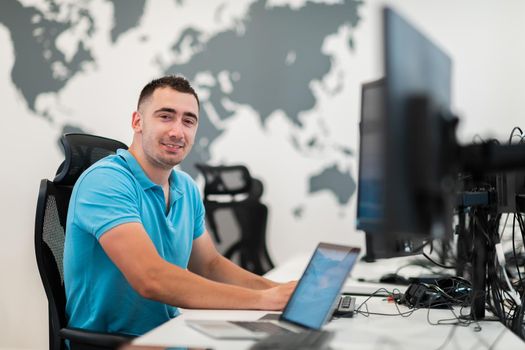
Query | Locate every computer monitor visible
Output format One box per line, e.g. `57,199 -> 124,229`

383,6 -> 455,240
356,7 -> 456,258
357,79 -> 427,260
357,6 -> 525,323
356,79 -> 384,233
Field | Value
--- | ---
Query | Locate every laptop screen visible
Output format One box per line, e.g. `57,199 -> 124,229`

280,243 -> 360,329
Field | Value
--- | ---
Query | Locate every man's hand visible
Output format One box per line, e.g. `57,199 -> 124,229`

258,281 -> 297,310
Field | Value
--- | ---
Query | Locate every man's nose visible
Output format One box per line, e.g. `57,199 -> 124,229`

168,119 -> 183,138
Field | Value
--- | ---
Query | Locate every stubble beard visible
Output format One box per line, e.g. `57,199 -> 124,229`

141,136 -> 188,170
148,145 -> 185,170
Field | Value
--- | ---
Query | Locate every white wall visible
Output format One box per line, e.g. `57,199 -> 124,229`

1,0 -> 524,348
377,0 -> 525,141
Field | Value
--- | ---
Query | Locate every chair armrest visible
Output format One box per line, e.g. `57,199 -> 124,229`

60,327 -> 135,349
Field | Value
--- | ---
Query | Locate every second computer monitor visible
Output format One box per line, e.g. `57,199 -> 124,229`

356,7 -> 455,258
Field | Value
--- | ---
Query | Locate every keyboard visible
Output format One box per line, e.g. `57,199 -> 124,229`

250,329 -> 334,350
230,321 -> 292,335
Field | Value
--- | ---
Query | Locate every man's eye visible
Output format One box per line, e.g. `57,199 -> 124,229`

184,118 -> 197,126
160,115 -> 171,120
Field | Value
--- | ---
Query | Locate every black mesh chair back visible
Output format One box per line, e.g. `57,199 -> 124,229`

195,164 -> 274,275
35,133 -> 130,350
54,133 -> 128,186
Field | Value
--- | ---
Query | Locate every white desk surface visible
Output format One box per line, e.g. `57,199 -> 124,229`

133,254 -> 525,349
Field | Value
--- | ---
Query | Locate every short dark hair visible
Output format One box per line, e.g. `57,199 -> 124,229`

137,75 -> 200,110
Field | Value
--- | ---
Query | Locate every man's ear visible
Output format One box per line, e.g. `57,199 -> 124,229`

131,111 -> 142,132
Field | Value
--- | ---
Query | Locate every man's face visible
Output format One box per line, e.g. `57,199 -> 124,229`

133,87 -> 199,170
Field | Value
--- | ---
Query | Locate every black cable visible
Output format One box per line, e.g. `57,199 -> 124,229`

512,214 -> 524,289
500,213 -> 510,239
355,310 -> 416,317
499,272 -> 518,318
469,210 -> 502,324
490,267 -> 506,323
354,288 -> 416,318
389,238 -> 457,276
511,303 -> 525,339
473,134 -> 485,143
423,253 -> 456,269
355,286 -> 498,349
412,239 -> 432,253
517,214 -> 525,244
431,305 -> 484,350
517,213 -> 525,290
511,213 -> 525,338
425,301 -> 471,327
509,126 -> 523,144
488,221 -> 508,323
425,304 -> 484,350
473,212 -> 493,243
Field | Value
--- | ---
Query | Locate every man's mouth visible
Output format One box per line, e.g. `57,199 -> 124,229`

162,142 -> 184,151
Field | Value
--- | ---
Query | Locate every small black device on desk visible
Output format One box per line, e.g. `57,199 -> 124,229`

398,277 -> 472,309
333,294 -> 356,317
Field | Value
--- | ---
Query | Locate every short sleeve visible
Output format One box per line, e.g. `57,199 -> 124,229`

71,166 -> 142,240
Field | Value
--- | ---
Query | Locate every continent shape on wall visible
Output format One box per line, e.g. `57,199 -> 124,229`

0,0 -> 362,217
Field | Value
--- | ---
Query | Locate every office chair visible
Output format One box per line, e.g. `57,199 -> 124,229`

195,164 -> 274,275
34,133 -> 133,350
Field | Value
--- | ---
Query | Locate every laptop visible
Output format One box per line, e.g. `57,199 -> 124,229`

186,242 -> 361,339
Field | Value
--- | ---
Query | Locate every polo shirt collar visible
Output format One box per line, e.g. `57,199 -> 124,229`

117,149 -> 184,203
118,149 -> 156,189
169,171 -> 184,204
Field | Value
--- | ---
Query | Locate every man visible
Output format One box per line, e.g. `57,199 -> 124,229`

63,76 -> 296,336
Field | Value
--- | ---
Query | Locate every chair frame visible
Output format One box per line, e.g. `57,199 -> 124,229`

34,133 -> 132,350
195,163 -> 275,275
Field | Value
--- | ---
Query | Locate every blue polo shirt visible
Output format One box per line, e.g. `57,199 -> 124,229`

63,149 -> 205,336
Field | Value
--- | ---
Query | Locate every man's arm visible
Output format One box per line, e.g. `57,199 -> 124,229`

188,231 -> 280,289
99,223 -> 294,310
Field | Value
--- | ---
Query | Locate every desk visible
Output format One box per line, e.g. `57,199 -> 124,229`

132,255 -> 525,349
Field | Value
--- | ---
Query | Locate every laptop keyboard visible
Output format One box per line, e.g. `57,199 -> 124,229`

230,321 -> 292,335
250,329 -> 334,350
